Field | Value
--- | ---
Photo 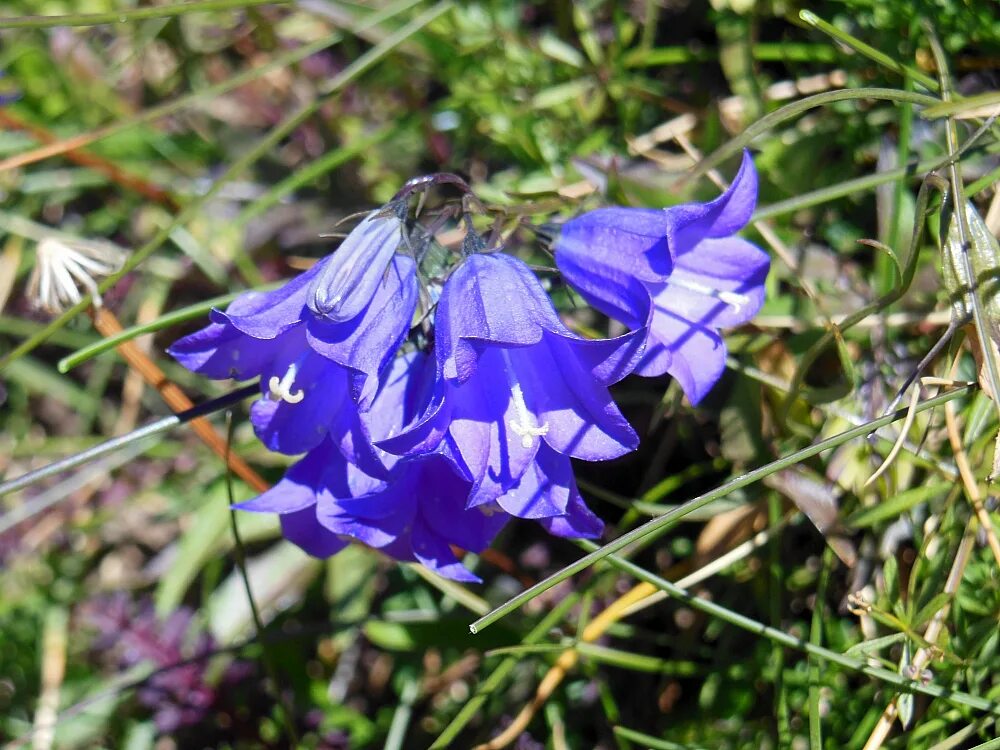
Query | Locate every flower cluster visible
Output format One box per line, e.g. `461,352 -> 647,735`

171,157 -> 768,580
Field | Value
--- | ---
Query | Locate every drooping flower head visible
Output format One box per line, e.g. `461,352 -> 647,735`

170,170 -> 722,582
381,251 -> 644,536
554,151 -> 770,404
169,205 -> 418,455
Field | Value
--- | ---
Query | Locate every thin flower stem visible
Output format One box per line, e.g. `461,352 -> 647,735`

469,385 -> 973,634
797,11 -> 939,91
579,540 -> 999,715
57,287 -> 277,372
0,0 -> 451,373
684,88 -> 940,185
0,384 -> 258,499
808,548 -> 834,749
931,28 -> 1000,436
384,678 -> 420,750
0,0 -> 289,29
224,416 -> 299,748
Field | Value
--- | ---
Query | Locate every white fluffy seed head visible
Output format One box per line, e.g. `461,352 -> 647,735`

26,236 -> 127,314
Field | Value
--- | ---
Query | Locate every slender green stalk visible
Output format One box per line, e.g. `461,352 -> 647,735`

930,27 -> 1000,428
0,384 -> 257,499
224,415 -> 299,747
808,548 -> 834,749
57,286 -> 278,373
0,0 -> 452,374
469,385 -> 972,634
0,0 -> 290,29
797,11 -> 939,91
613,726 -> 708,750
752,119 -> 999,222
384,678 -> 420,750
769,493 -> 791,746
585,543 -> 1000,714
686,88 -> 940,184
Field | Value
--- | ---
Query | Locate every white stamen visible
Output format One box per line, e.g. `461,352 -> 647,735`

501,350 -> 548,449
670,275 -> 750,314
268,362 -> 305,404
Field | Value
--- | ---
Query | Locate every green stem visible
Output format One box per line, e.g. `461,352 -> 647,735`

57,286 -> 278,373
686,88 -> 940,184
808,548 -> 834,749
0,0 -> 290,29
469,385 -> 972,634
585,542 -> 999,714
224,415 -> 299,747
797,11 -> 938,91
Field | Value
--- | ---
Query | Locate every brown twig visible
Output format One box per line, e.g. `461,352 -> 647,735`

90,306 -> 269,493
0,110 -> 179,210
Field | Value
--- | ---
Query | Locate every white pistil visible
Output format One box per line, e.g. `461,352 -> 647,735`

500,349 -> 548,449
268,362 -> 305,404
670,275 -> 749,314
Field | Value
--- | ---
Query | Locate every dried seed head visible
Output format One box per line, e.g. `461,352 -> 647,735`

26,236 -> 127,314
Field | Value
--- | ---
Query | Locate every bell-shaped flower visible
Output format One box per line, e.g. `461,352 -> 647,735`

236,353 -> 509,581
554,151 -> 770,404
381,251 -> 643,533
169,207 -> 418,455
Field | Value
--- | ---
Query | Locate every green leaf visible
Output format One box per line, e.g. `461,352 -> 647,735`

846,484 -> 949,528
844,632 -> 906,657
912,592 -> 952,630
883,555 -> 900,602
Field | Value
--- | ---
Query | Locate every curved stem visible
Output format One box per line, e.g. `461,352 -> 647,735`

470,384 -> 973,634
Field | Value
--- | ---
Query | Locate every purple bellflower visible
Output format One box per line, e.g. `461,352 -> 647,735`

379,251 -> 643,537
554,151 -> 770,404
168,173 -> 687,582
237,353 -> 508,581
169,207 -> 418,455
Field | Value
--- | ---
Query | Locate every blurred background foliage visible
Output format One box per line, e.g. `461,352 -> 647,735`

1,0 -> 999,748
